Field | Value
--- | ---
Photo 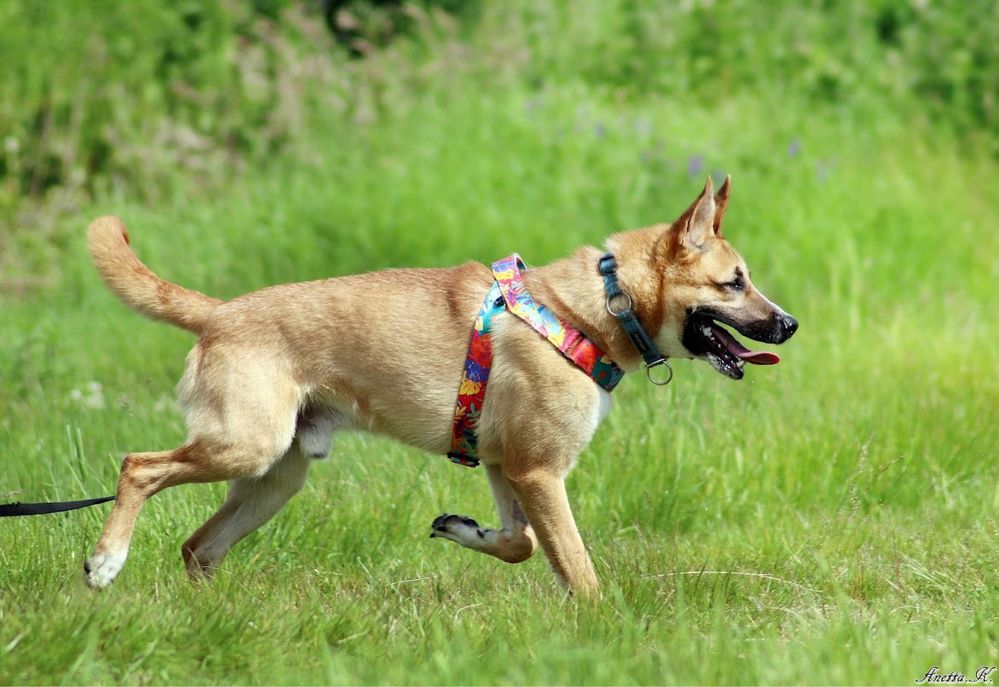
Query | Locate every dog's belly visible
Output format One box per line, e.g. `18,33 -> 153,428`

300,381 -> 456,456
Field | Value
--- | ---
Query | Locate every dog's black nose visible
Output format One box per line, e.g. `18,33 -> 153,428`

779,313 -> 798,341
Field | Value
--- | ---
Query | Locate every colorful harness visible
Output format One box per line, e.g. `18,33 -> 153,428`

447,254 -> 625,467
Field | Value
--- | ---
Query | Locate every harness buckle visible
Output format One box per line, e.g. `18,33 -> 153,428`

645,358 -> 674,386
447,451 -> 479,468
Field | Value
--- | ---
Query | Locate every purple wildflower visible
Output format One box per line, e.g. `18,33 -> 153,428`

687,154 -> 704,177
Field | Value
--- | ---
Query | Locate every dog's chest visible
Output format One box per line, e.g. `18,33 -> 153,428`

594,387 -> 612,425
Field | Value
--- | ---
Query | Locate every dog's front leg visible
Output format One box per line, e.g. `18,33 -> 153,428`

505,467 -> 599,597
430,464 -> 538,563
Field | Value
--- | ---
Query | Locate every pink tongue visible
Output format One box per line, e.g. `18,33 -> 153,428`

710,323 -> 781,365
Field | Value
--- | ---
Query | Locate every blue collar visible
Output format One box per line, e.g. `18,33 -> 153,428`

597,253 -> 673,386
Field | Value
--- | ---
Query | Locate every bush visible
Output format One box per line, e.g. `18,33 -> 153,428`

0,1 -> 335,209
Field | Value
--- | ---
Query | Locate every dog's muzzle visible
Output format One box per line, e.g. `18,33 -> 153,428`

682,307 -> 797,380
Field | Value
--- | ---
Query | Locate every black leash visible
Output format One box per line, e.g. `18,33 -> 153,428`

0,495 -> 115,517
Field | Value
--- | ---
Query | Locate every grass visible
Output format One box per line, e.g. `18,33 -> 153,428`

2,2 -> 998,684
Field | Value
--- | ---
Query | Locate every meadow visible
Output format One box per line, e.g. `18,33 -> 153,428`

1,1 -> 997,684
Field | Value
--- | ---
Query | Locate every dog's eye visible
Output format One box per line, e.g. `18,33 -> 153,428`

725,276 -> 744,291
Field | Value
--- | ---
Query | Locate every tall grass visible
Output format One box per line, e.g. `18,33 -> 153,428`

1,1 -> 997,684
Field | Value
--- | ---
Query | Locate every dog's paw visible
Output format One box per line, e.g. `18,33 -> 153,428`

83,550 -> 127,590
429,513 -> 485,544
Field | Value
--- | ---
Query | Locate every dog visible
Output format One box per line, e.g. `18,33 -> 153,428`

82,176 -> 796,594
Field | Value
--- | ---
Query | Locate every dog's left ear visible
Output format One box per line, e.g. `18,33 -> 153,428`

713,175 -> 731,235
669,176 -> 717,252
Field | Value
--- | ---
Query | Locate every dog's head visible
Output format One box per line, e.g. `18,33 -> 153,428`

644,176 -> 797,379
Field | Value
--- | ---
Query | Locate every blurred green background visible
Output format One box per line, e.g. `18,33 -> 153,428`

1,1 -> 997,684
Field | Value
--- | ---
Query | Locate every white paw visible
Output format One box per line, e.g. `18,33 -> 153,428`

430,513 -> 488,548
84,550 -> 127,590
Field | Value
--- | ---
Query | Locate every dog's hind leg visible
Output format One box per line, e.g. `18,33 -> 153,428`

179,407 -> 346,578
429,463 -> 538,563
84,437 -> 291,589
181,442 -> 312,577
84,355 -> 301,590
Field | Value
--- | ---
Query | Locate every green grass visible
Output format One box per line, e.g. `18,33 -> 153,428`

2,2 -> 998,685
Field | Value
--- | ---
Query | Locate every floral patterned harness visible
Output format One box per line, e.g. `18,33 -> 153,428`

447,254 -> 624,467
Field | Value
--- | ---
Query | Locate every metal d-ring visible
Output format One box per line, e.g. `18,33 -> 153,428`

646,359 -> 674,386
606,292 -> 633,317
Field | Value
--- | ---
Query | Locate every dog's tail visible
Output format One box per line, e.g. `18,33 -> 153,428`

87,216 -> 221,334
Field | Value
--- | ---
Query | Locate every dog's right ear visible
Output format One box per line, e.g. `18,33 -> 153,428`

713,175 -> 731,234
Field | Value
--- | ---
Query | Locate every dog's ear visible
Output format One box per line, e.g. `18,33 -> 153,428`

713,175 -> 731,235
670,176 -> 717,252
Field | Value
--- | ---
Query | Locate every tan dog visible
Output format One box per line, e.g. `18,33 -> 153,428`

83,176 -> 796,594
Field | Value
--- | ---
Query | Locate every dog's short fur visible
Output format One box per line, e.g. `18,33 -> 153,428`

83,177 -> 796,594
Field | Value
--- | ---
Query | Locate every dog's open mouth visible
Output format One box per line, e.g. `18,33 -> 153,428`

682,313 -> 780,380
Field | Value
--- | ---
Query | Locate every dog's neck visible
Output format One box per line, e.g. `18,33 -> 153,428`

523,226 -> 667,372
